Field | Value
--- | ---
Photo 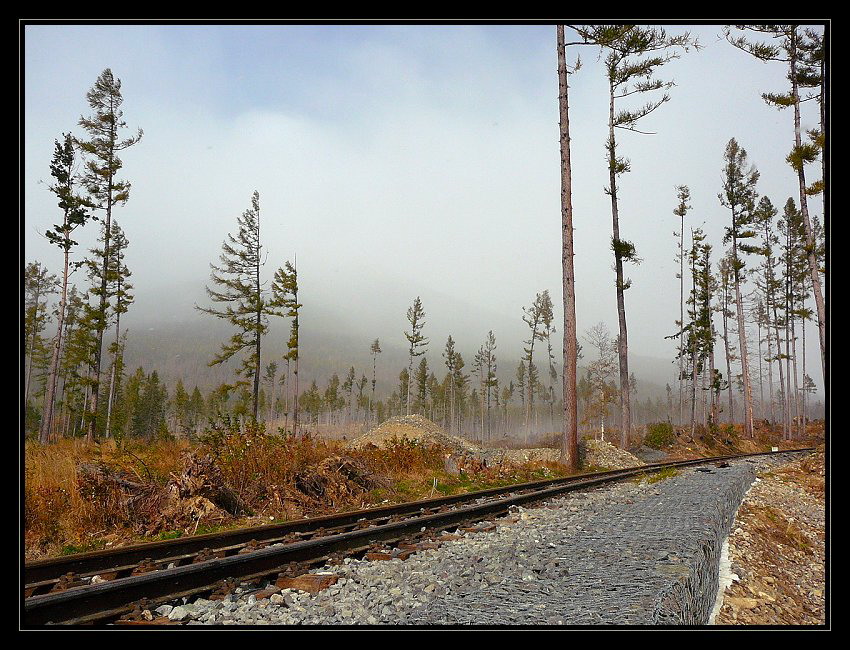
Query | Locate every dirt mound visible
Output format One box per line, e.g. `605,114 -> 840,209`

347,415 -> 480,455
502,448 -> 563,465
498,440 -> 643,470
579,438 -> 644,470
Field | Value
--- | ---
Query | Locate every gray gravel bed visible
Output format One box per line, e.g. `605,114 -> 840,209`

178,453 -> 800,626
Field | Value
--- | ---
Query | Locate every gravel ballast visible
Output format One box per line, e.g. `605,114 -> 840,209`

177,454 -> 803,626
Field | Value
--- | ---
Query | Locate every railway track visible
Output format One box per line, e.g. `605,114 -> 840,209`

22,447 -> 814,626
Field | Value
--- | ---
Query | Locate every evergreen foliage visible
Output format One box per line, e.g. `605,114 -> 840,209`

198,191 -> 267,421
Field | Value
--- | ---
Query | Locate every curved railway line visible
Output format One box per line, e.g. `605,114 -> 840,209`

23,447 -> 814,626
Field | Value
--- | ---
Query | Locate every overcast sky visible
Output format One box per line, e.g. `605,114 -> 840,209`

22,22 -> 827,394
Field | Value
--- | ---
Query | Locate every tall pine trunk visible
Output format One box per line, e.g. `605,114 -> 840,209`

40,248 -> 69,444
678,216 -> 685,427
731,235 -> 755,438
557,28 -> 579,469
607,82 -> 632,449
790,34 -> 826,383
88,162 -> 114,444
766,320 -> 775,425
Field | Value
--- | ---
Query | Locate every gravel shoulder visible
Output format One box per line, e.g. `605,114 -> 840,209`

714,448 -> 826,626
169,454 -> 804,626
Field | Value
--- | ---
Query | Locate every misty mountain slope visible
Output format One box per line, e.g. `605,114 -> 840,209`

120,282 -> 679,400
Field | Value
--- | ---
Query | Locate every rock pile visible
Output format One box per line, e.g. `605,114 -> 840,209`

347,415 -> 479,455
579,439 -> 643,470
501,448 -> 562,465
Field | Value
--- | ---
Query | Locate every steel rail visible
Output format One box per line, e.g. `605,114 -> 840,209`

22,447 -> 813,626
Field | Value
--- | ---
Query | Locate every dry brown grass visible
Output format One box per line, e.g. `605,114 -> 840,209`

24,422 -> 572,560
24,438 -> 190,557
738,503 -> 815,555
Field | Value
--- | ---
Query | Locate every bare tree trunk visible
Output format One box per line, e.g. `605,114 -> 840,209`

709,330 -> 717,425
40,246 -> 70,444
801,306 -> 808,438
25,282 -> 45,410
731,235 -> 755,438
791,316 -> 801,439
679,216 -> 685,427
690,346 -> 698,439
771,300 -> 789,440
105,363 -> 117,437
293,355 -> 299,437
784,316 -> 793,442
790,39 -> 826,386
765,305 -> 775,425
756,317 -> 764,422
722,298 -> 734,425
88,157 -> 116,444
252,219 -> 261,422
607,82 -> 632,450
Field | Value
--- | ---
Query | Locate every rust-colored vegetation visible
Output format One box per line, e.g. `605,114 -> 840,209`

24,421 -> 572,561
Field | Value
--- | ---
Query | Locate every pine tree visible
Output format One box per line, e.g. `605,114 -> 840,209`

752,195 -> 791,436
343,366 -> 356,424
84,220 -> 133,438
583,322 -> 618,441
56,286 -> 94,438
198,191 -> 267,422
717,253 -> 739,427
680,228 -> 716,437
569,25 -> 695,448
39,134 -> 94,444
356,374 -> 368,424
171,379 -> 190,436
540,298 -> 558,433
515,360 -> 526,417
451,353 -> 468,435
25,262 -> 59,423
719,138 -> 760,438
269,261 -> 301,435
404,297 -> 428,416
481,331 -> 497,442
725,25 -> 826,383
414,357 -> 429,416
397,368 -> 410,415
369,339 -> 382,423
131,370 -> 168,440
264,361 -> 278,422
443,336 -> 460,433
501,381 -> 514,437
672,185 -> 692,427
324,374 -> 342,425
76,69 -> 142,442
189,386 -> 206,435
779,198 -> 810,440
522,291 -> 551,438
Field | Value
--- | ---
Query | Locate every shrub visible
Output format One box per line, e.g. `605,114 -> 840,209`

644,421 -> 675,449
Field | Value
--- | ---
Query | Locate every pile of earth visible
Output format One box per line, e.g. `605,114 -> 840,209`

347,417 -> 643,472
347,415 -> 480,456
502,448 -> 563,465
578,438 -> 644,470
501,439 -> 643,470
